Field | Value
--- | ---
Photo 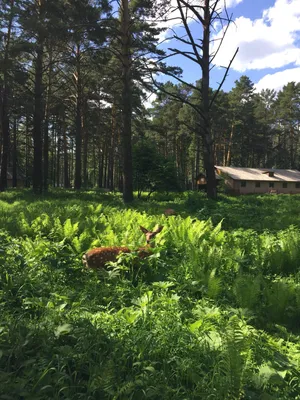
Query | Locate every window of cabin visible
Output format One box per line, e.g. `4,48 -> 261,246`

241,181 -> 246,187
269,182 -> 274,188
296,183 -> 300,189
255,182 -> 261,188
282,183 -> 288,188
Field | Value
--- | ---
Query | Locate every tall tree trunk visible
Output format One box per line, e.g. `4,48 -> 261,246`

12,117 -> 17,187
82,100 -> 88,188
226,123 -> 234,166
0,0 -> 14,191
201,0 -> 217,199
0,90 -> 2,168
191,157 -> 195,190
116,128 -> 123,192
108,104 -> 116,190
74,44 -> 82,190
50,129 -> 54,186
43,116 -> 49,190
70,137 -> 74,186
32,33 -> 44,193
0,94 -> 10,191
92,141 -> 96,187
240,129 -> 245,166
56,137 -> 60,187
290,127 -> 295,168
195,134 -> 201,177
43,44 -> 53,191
52,122 -> 56,186
63,114 -> 70,188
25,114 -> 30,187
98,146 -> 103,188
104,142 -> 108,187
121,0 -> 133,202
165,130 -> 168,158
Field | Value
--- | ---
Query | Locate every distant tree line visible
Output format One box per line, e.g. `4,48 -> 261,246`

1,0 -> 299,199
149,78 -> 300,189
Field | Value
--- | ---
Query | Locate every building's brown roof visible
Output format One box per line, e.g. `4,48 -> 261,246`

215,166 -> 300,182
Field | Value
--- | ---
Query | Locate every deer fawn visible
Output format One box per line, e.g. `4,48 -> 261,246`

82,225 -> 164,269
164,208 -> 176,217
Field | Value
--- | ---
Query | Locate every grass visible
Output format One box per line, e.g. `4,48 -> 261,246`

0,189 -> 300,399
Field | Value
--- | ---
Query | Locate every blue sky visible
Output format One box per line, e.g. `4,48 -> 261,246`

155,0 -> 300,94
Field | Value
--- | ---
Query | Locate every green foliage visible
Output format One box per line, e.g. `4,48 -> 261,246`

132,140 -> 180,197
0,189 -> 300,399
233,274 -> 262,309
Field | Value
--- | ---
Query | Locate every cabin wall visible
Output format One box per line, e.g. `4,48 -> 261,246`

224,178 -> 237,194
231,181 -> 300,195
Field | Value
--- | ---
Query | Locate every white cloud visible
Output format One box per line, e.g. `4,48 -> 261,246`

226,0 -> 243,7
212,0 -> 300,72
254,67 -> 300,92
144,92 -> 157,109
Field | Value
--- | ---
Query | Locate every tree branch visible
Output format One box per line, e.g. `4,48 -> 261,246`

147,69 -> 205,119
168,48 -> 200,65
176,0 -> 203,68
209,47 -> 239,109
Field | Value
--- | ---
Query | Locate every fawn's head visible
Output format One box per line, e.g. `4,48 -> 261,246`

140,225 -> 163,247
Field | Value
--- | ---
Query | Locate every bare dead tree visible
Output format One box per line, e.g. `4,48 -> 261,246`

150,0 -> 238,199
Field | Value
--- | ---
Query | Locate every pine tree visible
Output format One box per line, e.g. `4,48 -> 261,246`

0,0 -> 16,191
112,0 -> 167,202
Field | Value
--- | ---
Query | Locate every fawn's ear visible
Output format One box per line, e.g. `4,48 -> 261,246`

153,225 -> 163,234
140,226 -> 149,234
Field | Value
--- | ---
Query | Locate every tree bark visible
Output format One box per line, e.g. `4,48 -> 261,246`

0,0 -> 14,191
25,114 -> 30,187
43,115 -> 49,190
104,141 -> 108,187
74,44 -> 82,190
201,0 -> 217,199
63,113 -> 70,188
226,123 -> 234,166
12,117 -> 17,187
43,44 -> 53,191
120,0 -> 133,202
195,133 -> 201,178
108,104 -> 116,190
32,33 -> 44,193
82,101 -> 88,188
56,137 -> 60,187
52,121 -> 56,186
98,146 -> 103,188
92,141 -> 96,187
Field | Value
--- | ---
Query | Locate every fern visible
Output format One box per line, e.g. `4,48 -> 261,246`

63,218 -> 79,239
233,274 -> 262,309
218,316 -> 252,400
264,278 -> 295,323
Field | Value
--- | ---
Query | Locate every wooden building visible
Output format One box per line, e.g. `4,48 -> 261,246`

196,172 -> 221,191
215,166 -> 300,195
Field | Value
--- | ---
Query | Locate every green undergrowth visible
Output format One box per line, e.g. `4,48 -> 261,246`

0,189 -> 300,399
